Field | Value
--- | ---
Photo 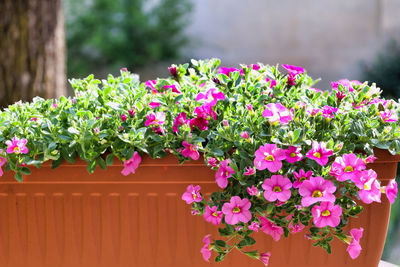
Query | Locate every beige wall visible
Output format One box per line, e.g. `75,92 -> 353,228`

183,0 -> 400,89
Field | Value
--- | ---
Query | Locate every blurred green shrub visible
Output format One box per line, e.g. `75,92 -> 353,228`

361,40 -> 400,99
64,0 -> 192,78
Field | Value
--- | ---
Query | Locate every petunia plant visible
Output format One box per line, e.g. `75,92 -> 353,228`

0,59 -> 400,265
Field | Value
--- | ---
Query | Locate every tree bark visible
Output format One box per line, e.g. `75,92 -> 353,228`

0,0 -> 66,108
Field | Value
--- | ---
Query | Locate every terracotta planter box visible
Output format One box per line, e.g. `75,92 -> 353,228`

0,150 -> 398,267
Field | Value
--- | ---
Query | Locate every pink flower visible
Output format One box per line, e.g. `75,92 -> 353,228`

247,185 -> 259,196
196,88 -> 225,106
52,102 -> 57,108
218,67 -> 239,76
200,234 -> 212,262
335,90 -> 346,102
189,117 -> 209,131
260,252 -> 271,266
284,146 -> 303,163
5,137 -> 29,154
128,109 -> 136,116
207,157 -> 218,167
121,113 -> 127,121
262,175 -> 292,202
120,67 -> 128,72
246,104 -> 254,113
353,169 -> 381,204
168,66 -> 177,77
30,117 -> 37,121
364,155 -> 376,163
330,153 -> 366,182
265,77 -> 277,88
321,106 -> 338,118
215,159 -> 235,188
194,104 -> 216,120
181,184 -> 203,204
94,128 -> 100,134
240,131 -> 250,140
386,179 -> 398,204
121,152 -> 142,176
347,228 -> 364,259
305,141 -> 333,166
380,110 -> 398,122
299,176 -> 336,207
149,102 -> 161,109
144,112 -> 165,127
222,196 -> 252,225
286,73 -> 297,86
191,210 -> 199,215
172,112 -> 188,133
244,166 -> 256,176
282,64 -> 305,75
293,169 -> 313,188
289,221 -> 305,233
311,201 -> 342,228
145,80 -> 157,91
306,107 -> 320,117
262,103 -> 292,125
260,216 -> 283,241
181,141 -> 200,160
203,206 -> 223,225
254,144 -> 286,173
164,84 -> 181,94
248,221 -> 260,232
0,157 -> 6,176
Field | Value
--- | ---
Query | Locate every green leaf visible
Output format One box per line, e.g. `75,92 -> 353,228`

210,148 -> 224,157
97,157 -> 106,170
214,240 -> 227,248
19,167 -> 31,175
106,154 -> 114,166
293,129 -> 301,143
15,172 -> 23,182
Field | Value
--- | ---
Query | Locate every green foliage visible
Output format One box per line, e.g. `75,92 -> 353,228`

64,0 -> 192,78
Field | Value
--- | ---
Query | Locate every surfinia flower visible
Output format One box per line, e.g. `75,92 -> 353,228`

289,221 -> 305,234
215,159 -> 235,188
181,141 -> 199,160
172,112 -> 188,133
121,152 -> 142,176
203,206 -> 223,225
196,88 -> 225,106
260,216 -> 283,241
262,103 -> 292,125
121,113 -> 127,121
306,107 -> 320,117
149,102 -> 161,109
0,157 -> 6,176
200,234 -> 212,262
335,90 -> 346,102
246,104 -> 254,114
207,157 -> 218,167
364,155 -> 376,164
194,104 -> 217,120
247,185 -> 259,196
6,137 -> 29,154
144,112 -> 166,127
353,169 -> 381,204
248,221 -> 260,232
262,175 -> 292,202
128,109 -> 135,116
330,153 -> 366,182
346,228 -> 364,259
380,110 -> 398,122
181,184 -> 203,204
145,80 -> 157,91
191,210 -> 199,215
293,169 -> 313,189
240,131 -> 250,140
222,196 -> 252,225
244,166 -> 256,176
321,106 -> 338,119
284,146 -> 303,163
311,201 -> 342,228
265,77 -> 277,88
164,84 -> 181,94
254,144 -> 286,173
168,66 -> 177,77
282,64 -> 305,75
386,179 -> 398,204
286,73 -> 297,86
259,252 -> 271,266
299,176 -> 337,207
218,67 -> 239,77
305,141 -> 333,166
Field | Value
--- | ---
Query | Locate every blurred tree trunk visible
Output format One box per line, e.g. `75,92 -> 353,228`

0,0 -> 66,108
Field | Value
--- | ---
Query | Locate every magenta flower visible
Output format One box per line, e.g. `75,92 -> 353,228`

194,104 -> 216,120
5,137 -> 29,154
128,109 -> 136,116
121,152 -> 142,176
289,221 -> 305,233
262,103 -> 292,125
203,206 -> 223,225
286,73 -> 297,86
265,77 -> 277,88
311,201 -> 342,228
386,179 -> 398,204
121,113 -> 127,121
93,128 -> 100,134
335,90 -> 346,102
247,185 -> 259,196
181,141 -> 200,160
305,141 -> 333,166
200,234 -> 212,262
172,112 -> 188,133
330,153 -> 366,182
244,166 -> 256,176
260,252 -> 271,266
306,107 -> 320,117
190,117 -> 209,130
321,106 -> 338,119
168,66 -> 177,76
347,228 -> 363,259
353,169 -> 381,204
181,184 -> 203,204
164,84 -> 181,94
293,169 -> 313,189
0,157 -> 6,176
380,110 -> 398,122
149,102 -> 161,109
222,196 -> 252,225
215,159 -> 235,188
254,144 -> 286,173
364,155 -> 376,164
246,104 -> 254,113
240,131 -> 250,140
262,175 -> 292,202
218,67 -> 239,76
207,157 -> 218,167
284,146 -> 303,163
196,88 -> 225,106
282,64 -> 305,75
144,112 -> 165,127
30,117 -> 38,122
145,80 -> 157,91
299,176 -> 336,207
248,221 -> 260,232
260,216 -> 283,241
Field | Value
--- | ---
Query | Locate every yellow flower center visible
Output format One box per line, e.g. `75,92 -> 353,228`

321,210 -> 331,217
364,183 -> 371,191
312,190 -> 322,198
232,207 -> 241,214
299,176 -> 307,182
313,152 -> 321,159
212,212 -> 218,217
193,193 -> 197,200
344,166 -> 354,172
273,186 -> 282,192
13,147 -> 21,154
290,152 -> 297,158
265,155 -> 275,161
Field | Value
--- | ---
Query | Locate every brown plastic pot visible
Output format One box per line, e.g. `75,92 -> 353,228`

0,149 -> 398,267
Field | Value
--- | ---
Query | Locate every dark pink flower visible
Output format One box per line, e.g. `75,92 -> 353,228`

168,66 -> 177,77
218,67 -> 239,76
254,144 -> 286,172
145,112 -> 165,127
246,104 -> 254,114
305,141 -> 333,166
173,112 -> 188,133
181,141 -> 199,160
260,252 -> 271,266
196,88 -> 225,106
386,179 -> 398,204
380,110 -> 398,122
260,216 -> 283,241
5,137 -> 29,154
240,131 -> 250,140
265,77 -> 277,88
200,234 -> 212,262
244,166 -> 256,176
182,184 -> 203,204
293,169 -> 313,189
330,153 -> 366,182
0,157 -> 6,176
121,113 -> 127,122
289,221 -> 305,233
128,109 -> 136,116
335,90 -> 346,102
215,159 -> 235,188
262,103 -> 292,125
286,73 -> 297,86
164,84 -> 181,94
121,152 -> 142,176
284,146 -> 303,163
247,185 -> 259,196
30,117 -> 37,122
262,175 -> 292,202
321,106 -> 338,118
282,64 -> 305,75
364,155 -> 376,164
189,117 -> 209,131
194,104 -> 216,120
222,196 -> 252,225
204,206 -> 223,225
299,176 -> 336,207
311,201 -> 342,228
248,221 -> 260,232
145,80 -> 157,92
207,157 -> 218,167
149,102 -> 161,109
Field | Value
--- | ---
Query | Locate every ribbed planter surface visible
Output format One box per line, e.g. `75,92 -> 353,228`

0,150 -> 398,267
